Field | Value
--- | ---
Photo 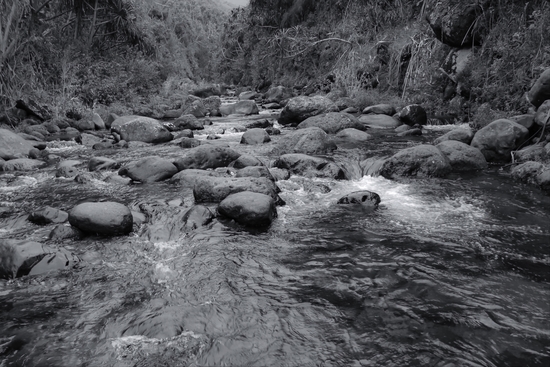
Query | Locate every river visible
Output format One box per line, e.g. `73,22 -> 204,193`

1,114 -> 549,367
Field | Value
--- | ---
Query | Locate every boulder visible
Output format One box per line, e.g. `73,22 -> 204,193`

169,169 -> 222,186
470,119 -> 529,162
203,96 -> 222,116
174,114 -> 204,130
231,154 -> 264,169
241,128 -> 271,145
509,114 -> 538,135
379,144 -> 452,178
179,137 -> 201,149
273,154 -> 347,179
513,144 -> 549,163
0,128 -> 35,158
239,91 -> 258,100
534,100 -> 550,127
219,100 -> 259,116
0,239 -> 79,279
278,95 -> 338,126
182,100 -> 207,118
337,190 -> 381,209
399,104 -> 427,126
91,113 -> 106,130
273,127 -> 336,155
246,119 -> 272,129
527,68 -> 550,108
193,176 -> 280,204
358,114 -> 401,129
335,128 -> 372,143
218,191 -> 277,228
426,0 -> 490,47
265,86 -> 292,104
236,166 -> 275,181
48,224 -> 84,241
1,158 -> 46,171
119,156 -> 178,183
362,104 -> 396,116
111,116 -> 173,144
433,128 -> 474,145
297,112 -> 365,134
71,118 -> 95,131
28,207 -> 69,225
173,145 -> 241,171
436,140 -> 488,171
182,205 -> 215,231
269,168 -> 291,181
69,202 -> 133,236
510,161 -> 544,184
176,129 -> 194,139
88,157 -> 120,171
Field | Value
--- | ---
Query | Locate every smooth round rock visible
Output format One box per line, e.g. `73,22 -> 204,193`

218,191 -> 277,227
69,202 -> 133,236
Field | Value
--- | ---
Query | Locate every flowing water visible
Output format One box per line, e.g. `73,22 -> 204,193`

1,116 -> 549,367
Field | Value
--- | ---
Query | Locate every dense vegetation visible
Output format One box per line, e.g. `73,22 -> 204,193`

1,0 -> 549,123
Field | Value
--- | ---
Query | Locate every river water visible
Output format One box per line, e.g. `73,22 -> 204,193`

1,115 -> 549,367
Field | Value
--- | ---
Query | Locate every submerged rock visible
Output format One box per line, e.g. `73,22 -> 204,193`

218,191 -> 277,228
0,239 -> 80,279
69,202 -> 133,236
182,205 -> 215,231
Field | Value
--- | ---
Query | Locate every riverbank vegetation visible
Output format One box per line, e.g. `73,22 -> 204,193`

1,0 -> 549,124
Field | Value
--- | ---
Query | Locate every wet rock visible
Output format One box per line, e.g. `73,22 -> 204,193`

273,127 -> 336,155
263,102 -> 281,109
380,144 -> 452,178
169,169 -> 222,186
436,140 -> 488,171
269,168 -> 291,181
56,160 -> 81,178
173,145 -> 241,170
119,156 -> 178,183
241,128 -> 271,145
510,161 -> 544,184
334,128 -> 372,145
92,141 -> 115,150
104,174 -> 132,185
337,190 -> 381,208
69,201 -> 133,236
399,104 -> 427,126
471,119 -> 529,163
303,181 -> 331,194
358,114 -> 401,129
175,129 -> 194,139
28,207 -> 68,225
265,86 -> 292,104
48,224 -> 84,241
174,114 -> 204,130
534,100 -> 550,127
265,127 -> 281,135
74,173 -> 100,184
218,191 -> 277,228
236,166 -> 275,181
206,134 -> 219,140
433,127 -> 474,145
363,104 -> 396,116
513,144 -> 549,163
297,112 -> 365,134
230,154 -> 264,169
88,157 -> 120,171
396,128 -> 422,137
0,239 -> 80,279
245,119 -> 272,129
178,137 -> 201,149
1,158 -> 46,171
220,100 -> 259,116
527,68 -> 550,108
0,128 -> 36,158
182,205 -> 215,231
193,176 -> 280,204
360,157 -> 386,177
203,96 -> 222,116
111,116 -> 173,144
278,95 -> 338,126
182,99 -> 207,118
426,0 -> 489,47
273,153 -> 347,180
239,91 -> 258,100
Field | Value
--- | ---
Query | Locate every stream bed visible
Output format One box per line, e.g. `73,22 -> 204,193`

1,114 -> 549,367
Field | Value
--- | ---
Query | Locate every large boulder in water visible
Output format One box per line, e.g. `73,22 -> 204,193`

111,116 -> 173,143
193,176 -> 280,204
335,128 -> 372,146
119,156 -> 178,183
278,95 -> 338,126
433,128 -> 474,145
218,191 -> 277,228
69,202 -> 133,236
0,128 -> 35,158
470,119 -> 529,163
240,128 -> 271,145
219,100 -> 259,116
273,153 -> 347,179
273,127 -> 336,155
358,114 -> 401,129
379,144 -> 452,178
297,112 -> 365,134
0,239 -> 80,279
173,114 -> 204,130
173,145 -> 241,171
399,104 -> 427,126
527,68 -> 550,108
436,140 -> 487,171
426,0 -> 490,47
